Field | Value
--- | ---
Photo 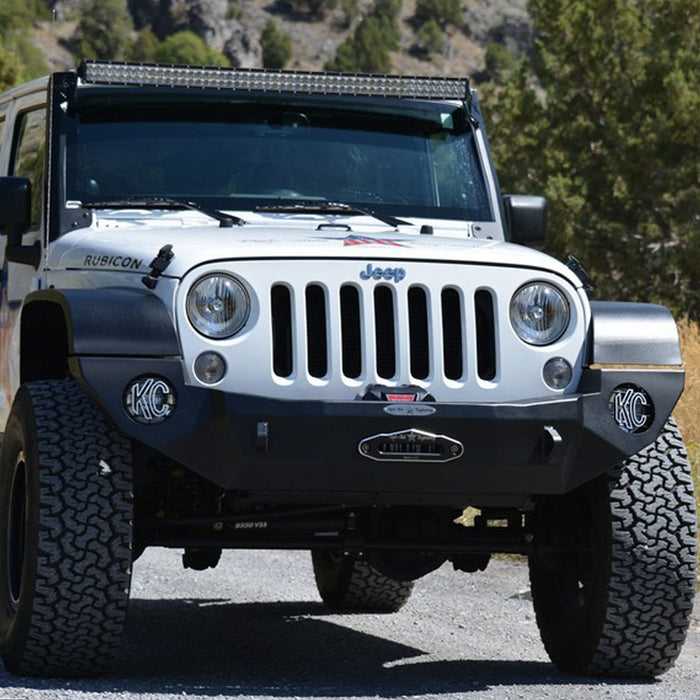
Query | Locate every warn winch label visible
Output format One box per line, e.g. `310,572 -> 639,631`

84,254 -> 143,270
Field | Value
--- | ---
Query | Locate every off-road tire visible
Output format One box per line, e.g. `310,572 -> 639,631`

0,380 -> 133,677
529,418 -> 698,677
312,550 -> 414,612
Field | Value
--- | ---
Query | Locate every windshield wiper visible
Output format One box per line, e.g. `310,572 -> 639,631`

254,200 -> 412,228
83,196 -> 246,228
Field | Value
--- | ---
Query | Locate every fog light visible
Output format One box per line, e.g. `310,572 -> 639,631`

543,357 -> 572,390
609,384 -> 654,433
124,376 -> 176,424
194,352 -> 226,384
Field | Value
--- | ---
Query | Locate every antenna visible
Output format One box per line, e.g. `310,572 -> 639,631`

48,8 -> 57,73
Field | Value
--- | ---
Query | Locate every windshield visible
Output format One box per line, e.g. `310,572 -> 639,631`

66,101 -> 493,221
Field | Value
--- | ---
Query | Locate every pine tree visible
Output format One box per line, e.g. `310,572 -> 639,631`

77,0 -> 134,61
261,20 -> 292,69
484,0 -> 700,317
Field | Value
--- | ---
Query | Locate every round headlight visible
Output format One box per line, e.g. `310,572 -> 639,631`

510,282 -> 570,346
187,274 -> 250,339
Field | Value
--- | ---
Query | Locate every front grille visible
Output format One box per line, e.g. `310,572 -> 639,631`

270,281 -> 497,384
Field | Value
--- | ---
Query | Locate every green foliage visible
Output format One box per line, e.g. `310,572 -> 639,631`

415,19 -> 444,56
127,28 -> 160,62
337,0 -> 360,28
326,16 -> 391,72
484,0 -> 700,318
289,0 -> 338,18
484,42 -> 516,83
227,1 -> 244,20
261,20 -> 292,69
0,46 -> 21,93
77,0 -> 134,60
0,0 -> 48,34
155,31 -> 229,66
0,0 -> 48,89
415,0 -> 461,28
325,0 -> 401,72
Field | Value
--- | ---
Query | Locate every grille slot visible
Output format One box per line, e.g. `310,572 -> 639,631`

475,289 -> 497,380
441,288 -> 464,380
306,284 -> 328,378
408,286 -> 430,380
374,285 -> 396,379
271,284 -> 293,377
340,285 -> 362,379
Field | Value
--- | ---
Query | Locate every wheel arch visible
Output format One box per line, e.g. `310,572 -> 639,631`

589,301 -> 681,366
20,288 -> 180,383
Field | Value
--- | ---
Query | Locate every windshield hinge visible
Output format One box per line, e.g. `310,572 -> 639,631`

142,244 -> 174,289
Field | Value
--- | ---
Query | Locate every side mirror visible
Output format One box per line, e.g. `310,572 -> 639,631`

0,176 -> 31,232
0,177 -> 40,268
503,195 -> 547,249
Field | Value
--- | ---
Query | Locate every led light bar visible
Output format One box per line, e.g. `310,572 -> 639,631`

79,61 -> 469,100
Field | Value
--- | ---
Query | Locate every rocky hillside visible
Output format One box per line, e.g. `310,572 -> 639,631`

35,0 -> 531,78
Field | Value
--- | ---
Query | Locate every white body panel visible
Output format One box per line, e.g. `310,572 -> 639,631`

45,211 -> 589,404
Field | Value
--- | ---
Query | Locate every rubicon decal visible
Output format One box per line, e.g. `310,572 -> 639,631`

84,254 -> 144,270
360,263 -> 406,283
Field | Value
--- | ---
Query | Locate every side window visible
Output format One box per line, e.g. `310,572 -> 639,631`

11,109 -> 47,229
0,118 -> 5,160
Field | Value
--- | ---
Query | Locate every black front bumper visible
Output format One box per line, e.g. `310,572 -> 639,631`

74,357 -> 684,506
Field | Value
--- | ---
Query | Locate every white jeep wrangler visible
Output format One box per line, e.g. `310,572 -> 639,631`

0,61 -> 696,678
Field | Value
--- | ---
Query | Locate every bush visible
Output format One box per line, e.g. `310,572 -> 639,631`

414,0 -> 461,29
261,20 -> 292,69
484,42 -> 516,83
127,28 -> 160,62
0,46 -> 21,92
336,0 -> 359,28
325,0 -> 401,72
289,0 -> 338,18
77,0 -> 134,61
155,31 -> 229,66
415,19 -> 444,56
325,16 -> 392,73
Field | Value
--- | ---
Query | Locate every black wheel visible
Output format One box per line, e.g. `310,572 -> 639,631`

529,418 -> 698,677
0,380 -> 133,677
311,550 -> 414,612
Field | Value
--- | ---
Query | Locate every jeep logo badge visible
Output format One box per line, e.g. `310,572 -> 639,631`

609,384 -> 654,434
360,263 -> 406,283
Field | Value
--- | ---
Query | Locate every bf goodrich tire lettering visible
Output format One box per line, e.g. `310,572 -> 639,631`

0,380 -> 133,677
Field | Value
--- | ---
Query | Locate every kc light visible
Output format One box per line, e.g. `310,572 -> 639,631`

187,274 -> 250,339
510,283 -> 569,346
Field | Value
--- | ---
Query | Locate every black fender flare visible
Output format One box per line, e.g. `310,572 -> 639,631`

20,288 -> 179,382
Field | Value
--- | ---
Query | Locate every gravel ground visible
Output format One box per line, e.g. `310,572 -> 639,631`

1,548 -> 698,700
